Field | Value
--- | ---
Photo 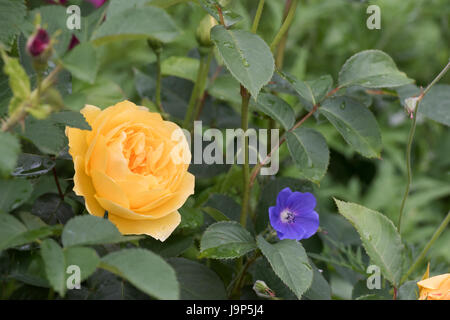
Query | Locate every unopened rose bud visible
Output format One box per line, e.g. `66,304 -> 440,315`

253,280 -> 276,299
68,35 -> 80,51
196,15 -> 218,48
404,96 -> 420,119
26,28 -> 51,58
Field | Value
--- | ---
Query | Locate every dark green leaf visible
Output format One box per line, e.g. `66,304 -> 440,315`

286,127 -> 329,183
0,131 -> 21,177
199,0 -> 242,27
92,6 -> 180,45
0,178 -> 32,212
0,0 -> 26,50
320,96 -> 382,158
62,42 -> 98,84
338,50 -> 414,88
50,111 -> 91,130
61,215 -> 124,247
334,199 -> 405,286
252,93 -> 295,130
31,193 -> 74,225
200,221 -> 256,259
41,238 -> 66,296
101,248 -> 179,300
211,25 -> 274,99
168,257 -> 227,300
419,84 -> 450,126
256,236 -> 313,299
12,153 -> 55,178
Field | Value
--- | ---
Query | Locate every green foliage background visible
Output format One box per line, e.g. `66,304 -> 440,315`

0,0 -> 448,300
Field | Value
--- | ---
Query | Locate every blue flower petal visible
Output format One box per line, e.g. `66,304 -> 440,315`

269,205 -> 283,230
286,192 -> 316,214
276,187 -> 292,208
294,210 -> 319,239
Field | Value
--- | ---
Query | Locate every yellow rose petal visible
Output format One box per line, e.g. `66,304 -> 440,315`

108,211 -> 181,241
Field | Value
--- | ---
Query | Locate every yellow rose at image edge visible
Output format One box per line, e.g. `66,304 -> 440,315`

65,100 -> 195,241
417,273 -> 450,300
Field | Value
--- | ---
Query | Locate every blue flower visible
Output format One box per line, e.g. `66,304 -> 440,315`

269,187 -> 319,241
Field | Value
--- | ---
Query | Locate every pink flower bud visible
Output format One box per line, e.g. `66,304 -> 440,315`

86,0 -> 108,8
26,28 -> 50,57
68,35 -> 80,51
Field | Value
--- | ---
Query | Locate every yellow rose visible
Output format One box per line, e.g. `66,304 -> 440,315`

65,100 -> 194,241
417,273 -> 450,300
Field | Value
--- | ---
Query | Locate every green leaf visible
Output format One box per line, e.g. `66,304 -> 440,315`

286,127 -> 329,183
179,207 -> 204,230
0,0 -> 26,50
398,280 -> 419,300
0,213 -> 27,250
0,49 -> 30,114
64,247 -> 100,282
62,42 -> 98,84
0,178 -> 32,212
11,153 -> 55,178
252,93 -> 295,130
338,50 -> 414,88
168,257 -> 227,300
62,215 -> 124,247
18,211 -> 47,230
201,206 -> 230,222
50,111 -> 91,130
161,56 -> 200,82
22,117 -> 66,155
41,239 -> 66,296
0,131 -> 21,177
101,248 -> 179,300
199,0 -> 242,27
211,25 -> 274,99
256,235 -> 313,299
419,84 -> 450,126
320,96 -> 382,158
199,221 -> 256,259
31,193 -> 74,225
303,261 -> 332,300
280,72 -> 333,106
92,6 -> 180,45
0,225 -> 61,251
334,199 -> 405,286
140,235 -> 194,258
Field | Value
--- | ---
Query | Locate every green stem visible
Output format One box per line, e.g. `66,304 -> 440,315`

251,0 -> 265,34
275,0 -> 296,68
270,0 -> 298,52
183,49 -> 210,129
401,211 -> 450,284
193,49 -> 213,121
397,60 -> 450,232
240,85 -> 251,227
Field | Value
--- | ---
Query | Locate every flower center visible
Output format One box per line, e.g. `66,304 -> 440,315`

280,210 -> 296,224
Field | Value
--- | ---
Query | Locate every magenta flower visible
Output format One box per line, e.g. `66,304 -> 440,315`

86,0 -> 108,8
26,29 -> 50,57
269,188 -> 319,241
68,35 -> 80,50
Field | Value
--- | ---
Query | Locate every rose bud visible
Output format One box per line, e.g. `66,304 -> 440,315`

68,34 -> 80,51
26,28 -> 52,64
195,15 -> 218,48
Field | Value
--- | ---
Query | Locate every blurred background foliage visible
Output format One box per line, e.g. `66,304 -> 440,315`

0,0 -> 449,300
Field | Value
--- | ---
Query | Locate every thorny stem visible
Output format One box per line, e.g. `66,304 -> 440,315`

397,60 -> 450,232
1,64 -> 62,132
400,211 -> 450,284
216,5 -> 226,28
270,0 -> 298,52
229,250 -> 261,298
52,166 -> 64,201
